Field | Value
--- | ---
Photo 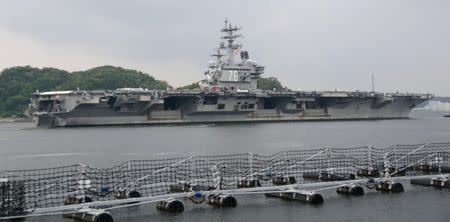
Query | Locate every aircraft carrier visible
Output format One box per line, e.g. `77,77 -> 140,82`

28,20 -> 432,127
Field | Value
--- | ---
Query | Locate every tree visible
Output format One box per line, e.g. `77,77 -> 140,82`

257,77 -> 285,91
181,82 -> 201,90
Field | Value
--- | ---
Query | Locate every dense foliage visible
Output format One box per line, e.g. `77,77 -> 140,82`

256,77 -> 286,91
181,82 -> 201,90
0,66 -> 169,117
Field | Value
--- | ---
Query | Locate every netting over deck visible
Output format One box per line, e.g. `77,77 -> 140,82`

1,142 -> 449,217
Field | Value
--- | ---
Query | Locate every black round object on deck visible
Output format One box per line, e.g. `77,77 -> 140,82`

350,185 -> 365,196
308,193 -> 324,204
157,199 -> 184,212
348,174 -> 356,180
337,185 -> 365,196
128,190 -> 141,198
94,212 -> 114,222
288,176 -> 296,184
167,199 -> 184,212
273,176 -> 297,185
64,196 -> 92,205
390,182 -> 404,193
221,195 -> 238,207
82,196 -> 93,203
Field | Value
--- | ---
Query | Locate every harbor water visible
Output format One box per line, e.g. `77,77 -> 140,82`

0,110 -> 449,222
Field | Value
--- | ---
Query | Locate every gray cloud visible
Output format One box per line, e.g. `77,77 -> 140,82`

1,0 -> 449,95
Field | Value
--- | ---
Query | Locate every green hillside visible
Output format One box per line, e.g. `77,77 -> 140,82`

0,66 -> 170,117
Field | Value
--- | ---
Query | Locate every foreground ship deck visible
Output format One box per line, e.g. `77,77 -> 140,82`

27,20 -> 432,127
1,142 -> 449,221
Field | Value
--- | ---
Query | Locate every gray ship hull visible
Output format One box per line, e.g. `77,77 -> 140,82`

35,95 -> 423,127
38,114 -> 409,127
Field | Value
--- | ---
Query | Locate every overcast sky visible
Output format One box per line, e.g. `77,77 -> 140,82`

0,0 -> 449,95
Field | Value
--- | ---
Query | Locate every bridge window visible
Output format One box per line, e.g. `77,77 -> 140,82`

218,104 -> 225,110
248,103 -> 255,109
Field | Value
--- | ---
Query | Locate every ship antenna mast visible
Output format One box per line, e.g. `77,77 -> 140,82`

221,18 -> 242,65
371,73 -> 375,93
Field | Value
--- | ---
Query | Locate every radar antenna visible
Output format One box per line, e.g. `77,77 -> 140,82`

221,18 -> 242,64
371,73 -> 375,93
211,42 -> 226,61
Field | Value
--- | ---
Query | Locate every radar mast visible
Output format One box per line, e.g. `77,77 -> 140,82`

221,18 -> 242,65
204,19 -> 265,91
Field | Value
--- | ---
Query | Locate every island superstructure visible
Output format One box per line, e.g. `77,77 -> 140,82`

28,20 -> 432,127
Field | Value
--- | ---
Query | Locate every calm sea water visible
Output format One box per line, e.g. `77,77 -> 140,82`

1,110 -> 449,221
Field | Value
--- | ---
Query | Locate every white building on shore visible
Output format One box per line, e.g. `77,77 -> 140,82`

419,101 -> 450,112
